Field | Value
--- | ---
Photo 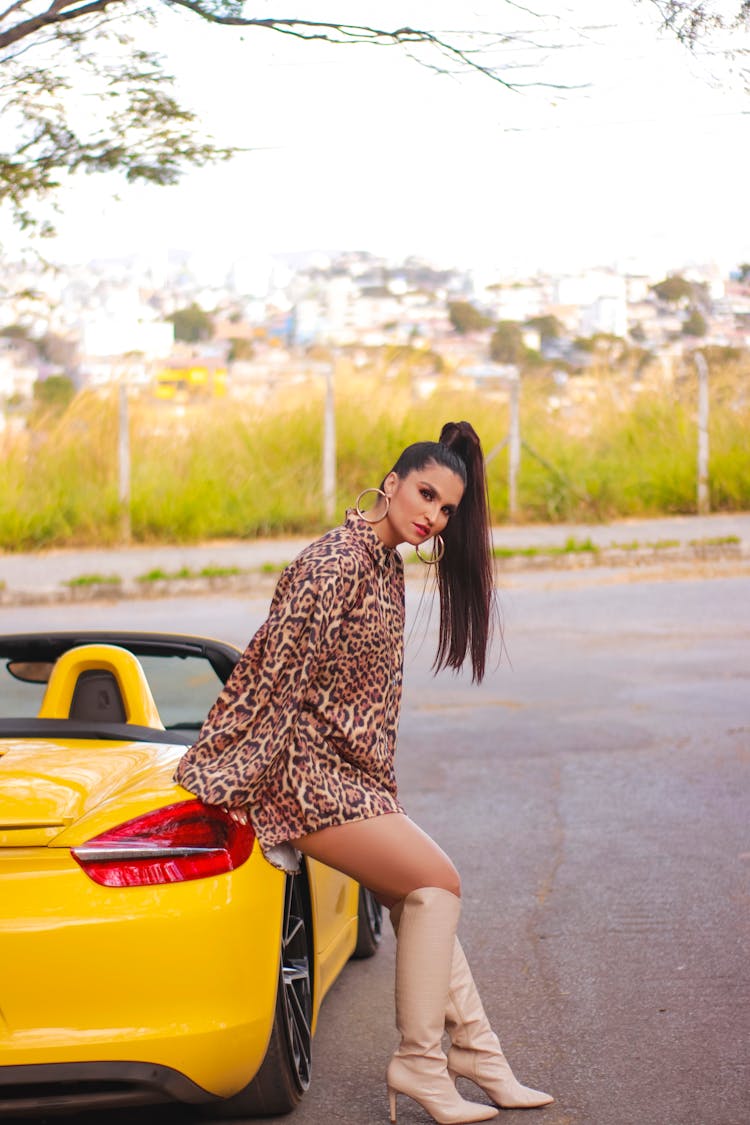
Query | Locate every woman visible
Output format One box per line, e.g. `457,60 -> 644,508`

175,420 -> 553,1123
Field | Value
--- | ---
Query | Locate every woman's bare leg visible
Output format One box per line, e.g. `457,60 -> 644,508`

292,815 -> 501,1121
290,812 -> 460,908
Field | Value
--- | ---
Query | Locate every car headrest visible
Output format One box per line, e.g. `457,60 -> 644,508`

38,644 -> 165,729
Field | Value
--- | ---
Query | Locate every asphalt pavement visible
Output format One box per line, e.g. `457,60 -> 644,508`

4,572 -> 749,1125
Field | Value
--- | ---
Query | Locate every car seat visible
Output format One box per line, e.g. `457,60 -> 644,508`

38,644 -> 165,729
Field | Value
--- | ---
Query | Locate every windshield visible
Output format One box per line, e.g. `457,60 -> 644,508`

1,649 -> 225,732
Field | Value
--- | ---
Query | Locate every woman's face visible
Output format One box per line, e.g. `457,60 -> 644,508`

379,462 -> 465,549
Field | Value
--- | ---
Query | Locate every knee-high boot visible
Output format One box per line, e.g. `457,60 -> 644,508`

389,903 -> 553,1111
386,887 -> 498,1124
445,940 -> 553,1109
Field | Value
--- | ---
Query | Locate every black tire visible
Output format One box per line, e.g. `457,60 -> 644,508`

209,872 -> 313,1119
351,885 -> 383,959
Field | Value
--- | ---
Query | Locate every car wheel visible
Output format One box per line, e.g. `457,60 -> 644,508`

210,872 -> 313,1118
351,885 -> 384,959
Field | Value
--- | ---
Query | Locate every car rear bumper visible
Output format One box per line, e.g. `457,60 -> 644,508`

0,844 -> 285,1097
0,1059 -> 218,1116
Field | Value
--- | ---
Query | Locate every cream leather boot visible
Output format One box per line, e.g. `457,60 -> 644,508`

386,888 -> 498,1124
445,940 -> 554,1109
388,903 -> 553,1111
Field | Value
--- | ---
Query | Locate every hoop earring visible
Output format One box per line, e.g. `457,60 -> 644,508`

356,488 -> 390,524
416,534 -> 445,565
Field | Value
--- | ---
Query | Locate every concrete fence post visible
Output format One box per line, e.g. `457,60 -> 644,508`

118,380 -> 131,543
695,351 -> 710,515
323,360 -> 336,522
508,374 -> 521,521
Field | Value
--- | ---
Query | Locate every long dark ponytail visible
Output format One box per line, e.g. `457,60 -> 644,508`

388,420 -> 495,682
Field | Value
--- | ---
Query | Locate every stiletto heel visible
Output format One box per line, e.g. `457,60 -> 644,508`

447,1044 -> 553,1109
388,1085 -> 397,1123
445,941 -> 553,1109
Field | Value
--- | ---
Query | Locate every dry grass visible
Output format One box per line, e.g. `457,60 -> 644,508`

1,361 -> 747,549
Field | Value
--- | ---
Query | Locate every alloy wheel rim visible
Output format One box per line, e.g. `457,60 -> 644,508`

363,887 -> 383,944
280,875 -> 313,1092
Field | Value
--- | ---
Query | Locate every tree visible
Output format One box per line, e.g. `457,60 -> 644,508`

33,373 -> 75,411
167,302 -> 213,342
448,301 -> 491,335
2,2 -> 747,237
651,275 -> 694,304
525,315 -> 563,342
646,2 -> 749,49
489,320 -> 526,364
0,7 -> 551,237
228,337 -> 255,361
682,308 -> 707,336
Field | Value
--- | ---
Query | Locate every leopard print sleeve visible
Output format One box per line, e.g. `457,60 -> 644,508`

174,540 -> 364,810
175,510 -> 405,854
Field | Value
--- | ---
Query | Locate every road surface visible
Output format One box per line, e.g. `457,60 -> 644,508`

3,565 -> 749,1125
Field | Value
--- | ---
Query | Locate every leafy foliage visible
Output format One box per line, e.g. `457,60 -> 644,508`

646,1 -> 750,47
682,308 -> 708,336
0,19 -> 236,234
525,315 -> 563,341
3,2 -> 746,238
489,320 -> 526,364
651,275 -> 695,303
448,301 -> 492,335
0,2 -> 559,236
167,302 -> 213,342
32,374 -> 75,412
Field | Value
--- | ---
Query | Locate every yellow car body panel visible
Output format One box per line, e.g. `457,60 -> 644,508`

307,857 -> 361,999
0,735 -> 361,1100
0,839 -> 284,1096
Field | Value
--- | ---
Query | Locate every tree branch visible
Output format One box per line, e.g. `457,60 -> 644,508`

0,0 -> 34,24
0,0 -> 127,51
645,0 -> 750,46
165,5 -> 527,87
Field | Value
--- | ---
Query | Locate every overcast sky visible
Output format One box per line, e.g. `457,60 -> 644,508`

15,0 -> 750,279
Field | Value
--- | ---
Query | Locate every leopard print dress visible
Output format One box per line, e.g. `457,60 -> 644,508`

174,509 -> 405,867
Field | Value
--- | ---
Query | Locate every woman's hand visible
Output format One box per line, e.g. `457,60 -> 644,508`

227,807 -> 250,826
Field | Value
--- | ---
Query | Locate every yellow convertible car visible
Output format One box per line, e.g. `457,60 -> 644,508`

0,631 -> 383,1118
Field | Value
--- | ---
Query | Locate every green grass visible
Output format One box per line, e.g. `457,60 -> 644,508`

64,573 -> 122,587
491,533 -> 741,560
135,565 -> 243,582
1,365 -> 748,550
689,535 -> 740,547
198,565 -> 242,578
492,536 -> 599,560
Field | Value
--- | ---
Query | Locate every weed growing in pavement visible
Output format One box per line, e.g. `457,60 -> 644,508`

136,567 -> 190,582
135,565 -> 242,582
64,573 -> 122,587
689,535 -> 740,547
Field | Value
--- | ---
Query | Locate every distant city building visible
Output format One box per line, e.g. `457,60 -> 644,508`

1,245 -> 748,411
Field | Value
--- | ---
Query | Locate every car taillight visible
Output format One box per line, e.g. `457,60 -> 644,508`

71,800 -> 255,887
